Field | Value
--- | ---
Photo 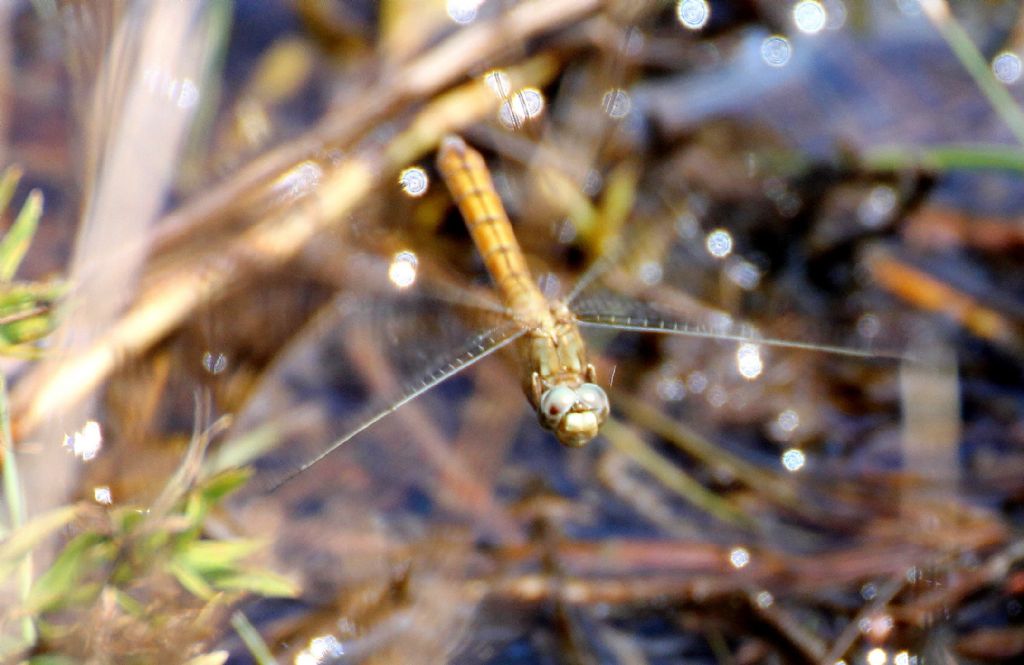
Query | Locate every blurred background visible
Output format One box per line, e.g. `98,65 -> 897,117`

1,1 -> 1023,663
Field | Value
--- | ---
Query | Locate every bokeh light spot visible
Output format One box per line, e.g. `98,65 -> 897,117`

736,343 -> 763,379
729,547 -> 751,568
64,420 -> 103,462
781,448 -> 806,472
993,51 -> 1022,84
447,0 -> 482,25
498,87 -> 545,129
705,228 -> 733,258
388,250 -> 418,289
760,35 -> 792,67
601,88 -> 632,119
399,166 -> 429,197
793,1 -> 827,34
676,0 -> 710,30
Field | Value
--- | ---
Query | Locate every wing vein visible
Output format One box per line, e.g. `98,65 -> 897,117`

267,322 -> 526,490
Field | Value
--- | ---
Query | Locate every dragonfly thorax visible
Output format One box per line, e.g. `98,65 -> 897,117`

520,301 -> 608,447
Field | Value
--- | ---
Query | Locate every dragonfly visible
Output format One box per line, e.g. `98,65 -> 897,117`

271,134 -> 905,488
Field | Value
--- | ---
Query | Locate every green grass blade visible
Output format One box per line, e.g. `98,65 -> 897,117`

0,281 -> 64,348
231,611 -> 279,665
0,506 -> 83,582
0,166 -> 22,217
211,569 -> 299,598
25,533 -> 110,613
0,373 -> 36,644
863,143 -> 1024,172
197,467 -> 251,505
166,558 -> 216,600
0,190 -> 43,282
0,374 -> 23,534
202,426 -> 280,477
176,538 -> 265,575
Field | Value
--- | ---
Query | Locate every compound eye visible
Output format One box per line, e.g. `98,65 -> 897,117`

576,383 -> 609,416
540,385 -> 577,427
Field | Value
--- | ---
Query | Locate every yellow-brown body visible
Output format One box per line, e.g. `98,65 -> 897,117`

436,136 -> 607,446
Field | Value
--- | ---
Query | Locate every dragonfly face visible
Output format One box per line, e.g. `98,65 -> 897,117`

537,381 -> 609,447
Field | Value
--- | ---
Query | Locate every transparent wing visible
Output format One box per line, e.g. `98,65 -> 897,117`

259,299 -> 525,490
572,289 -> 910,362
562,181 -> 923,366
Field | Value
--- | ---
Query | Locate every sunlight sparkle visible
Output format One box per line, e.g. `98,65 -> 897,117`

638,260 -> 663,285
657,376 -> 686,402
498,88 -> 545,129
707,385 -> 728,408
993,51 -> 1022,84
726,259 -> 761,289
781,448 -> 805,472
64,420 -> 102,461
447,0 -> 483,25
894,652 -> 916,665
675,0 -> 710,30
601,88 -> 632,119
867,648 -> 888,665
202,351 -> 227,374
142,67 -> 200,109
705,228 -> 733,258
793,1 -> 827,34
388,251 -> 419,289
736,343 -> 763,380
398,166 -> 429,197
94,486 -> 112,505
729,547 -> 751,568
777,409 -> 800,433
295,635 -> 344,665
275,160 -> 322,201
484,69 -> 511,96
858,185 -> 897,228
760,36 -> 792,67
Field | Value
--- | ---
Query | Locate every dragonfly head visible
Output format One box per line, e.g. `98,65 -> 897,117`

538,383 -> 610,447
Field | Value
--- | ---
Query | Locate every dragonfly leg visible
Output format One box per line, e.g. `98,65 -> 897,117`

531,371 -> 544,405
